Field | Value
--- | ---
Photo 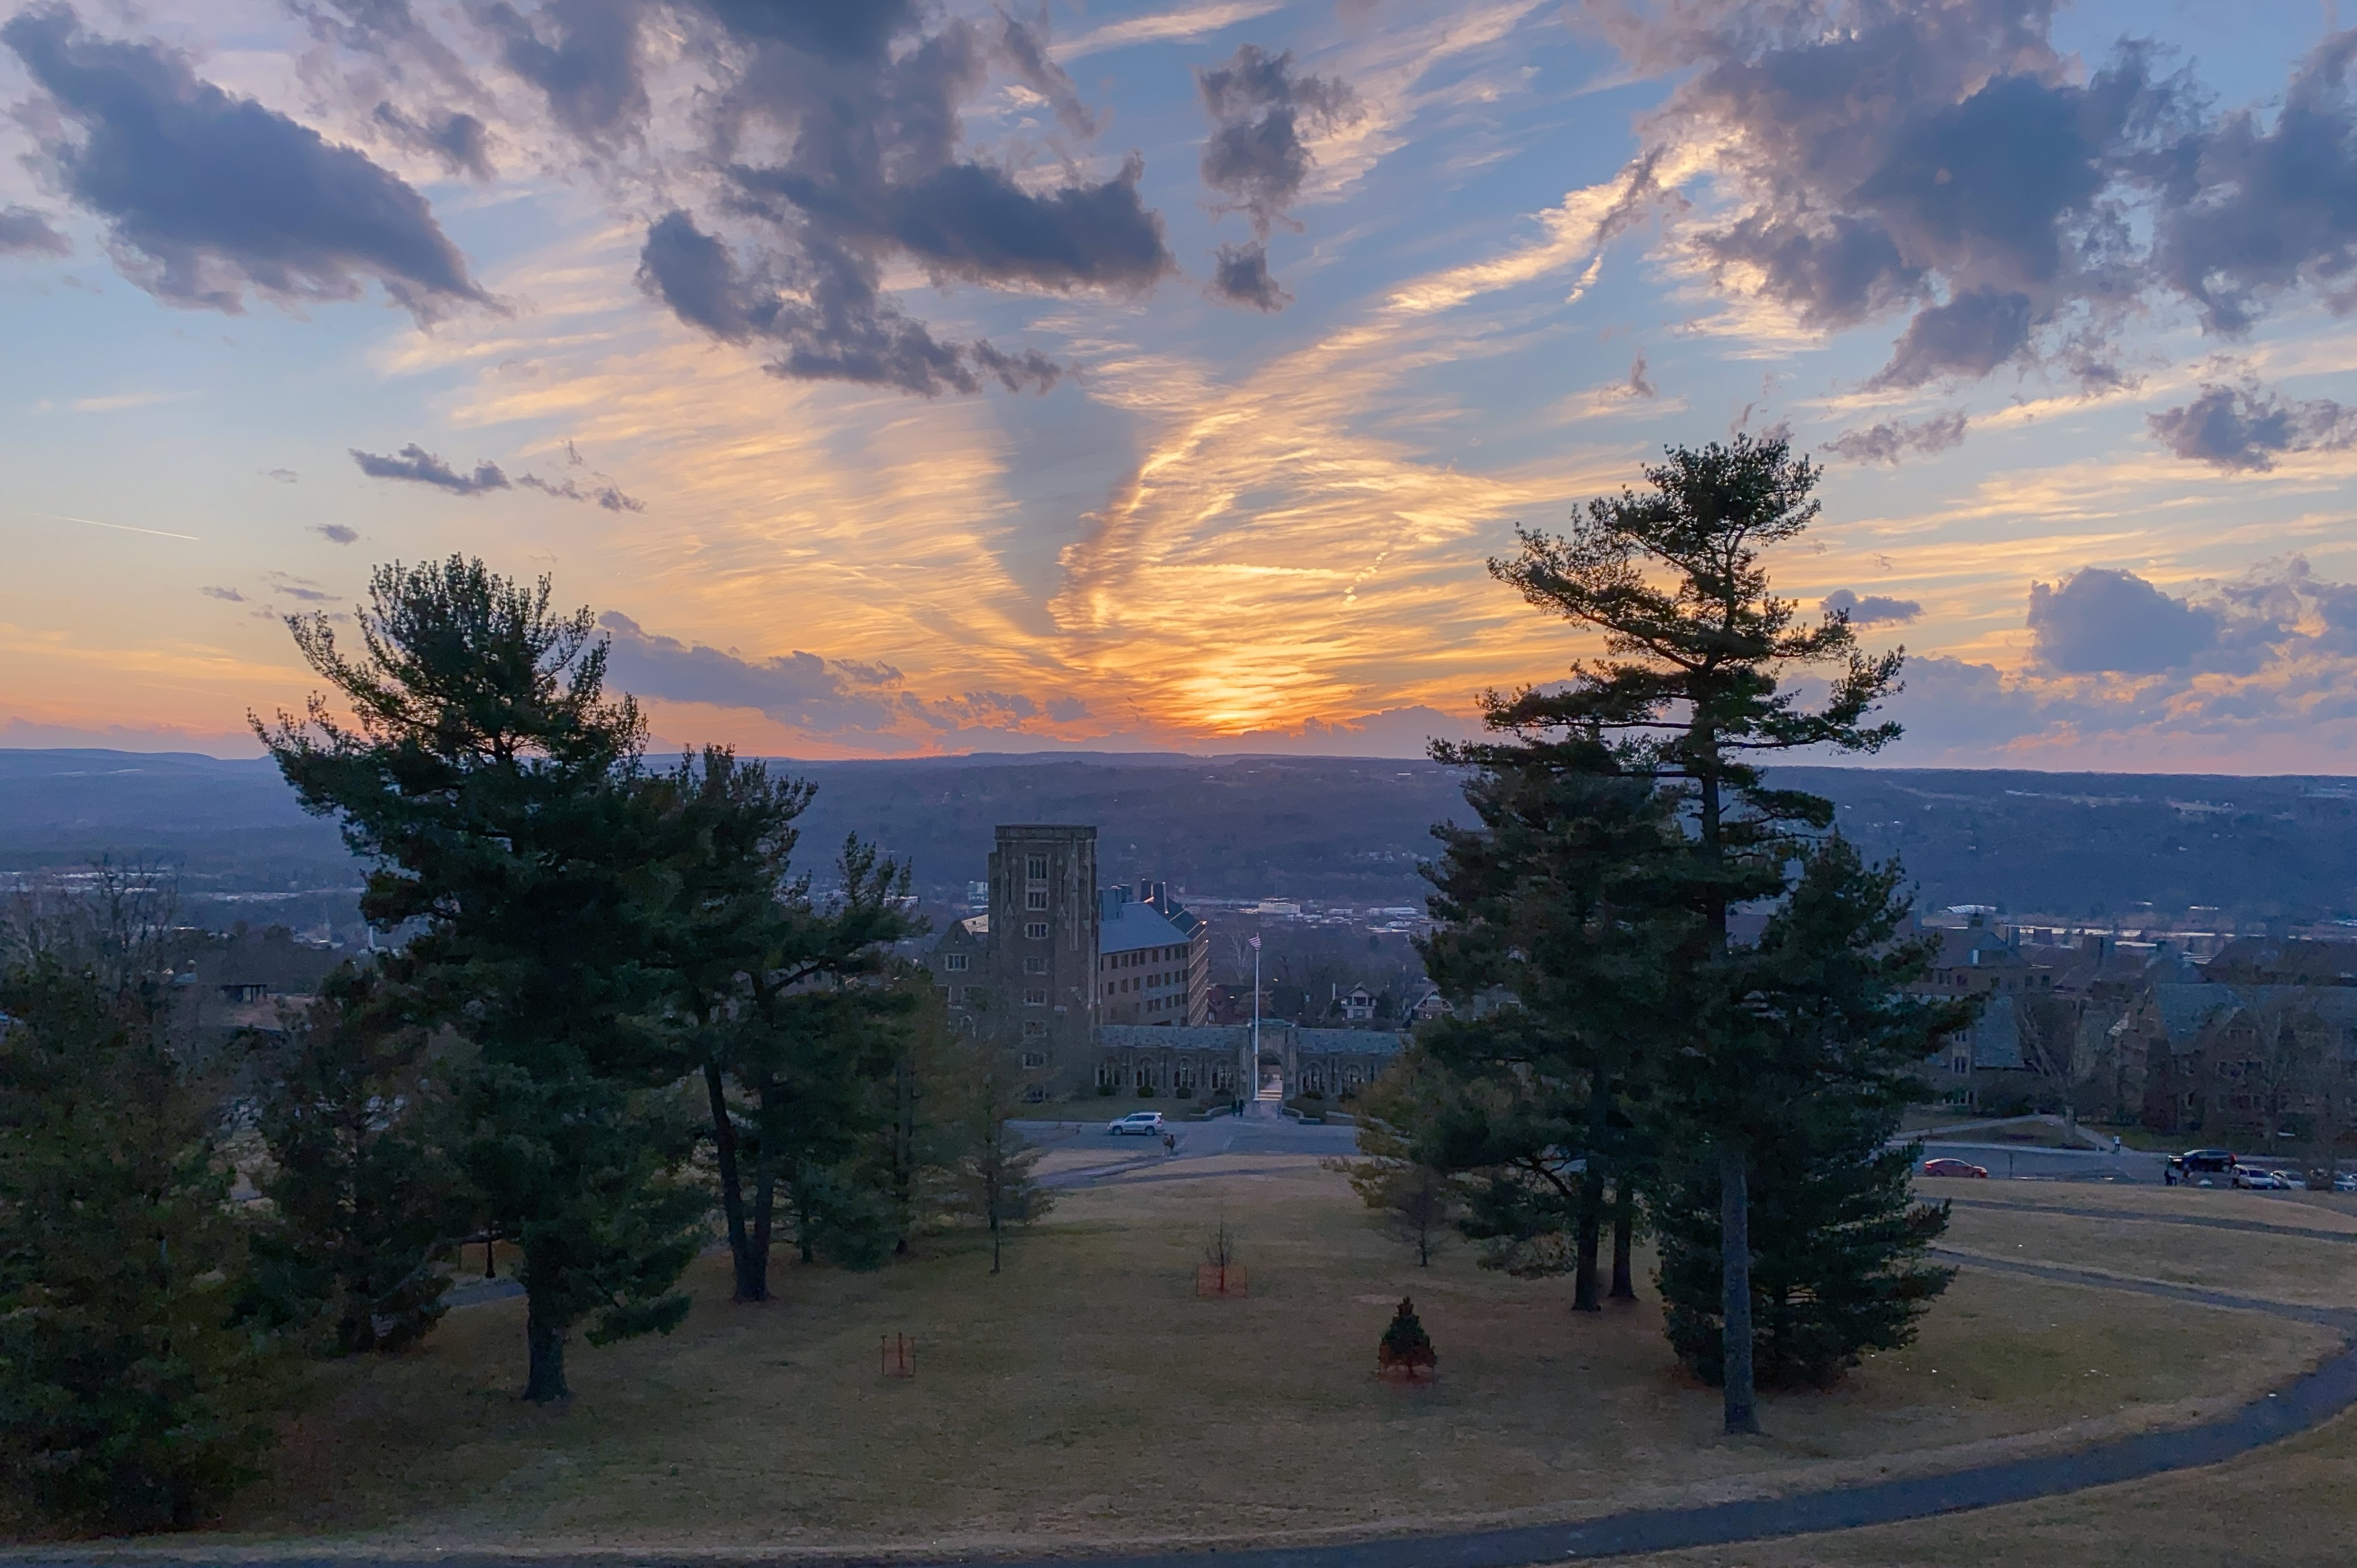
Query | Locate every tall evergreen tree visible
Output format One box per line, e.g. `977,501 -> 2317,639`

1419,753 -> 1684,1308
258,557 -> 705,1402
1653,839 -> 1968,1387
0,955 -> 284,1530
1482,435 -> 1903,1433
244,963 -> 467,1354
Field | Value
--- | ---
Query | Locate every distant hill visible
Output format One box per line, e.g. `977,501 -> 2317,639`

1,748 -> 2351,925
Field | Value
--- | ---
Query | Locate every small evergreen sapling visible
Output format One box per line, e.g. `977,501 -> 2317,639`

1377,1297 -> 1436,1377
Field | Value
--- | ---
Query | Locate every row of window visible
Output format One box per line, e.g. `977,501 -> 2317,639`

1096,1061 -> 1236,1090
1102,945 -> 1183,969
1104,972 -> 1176,996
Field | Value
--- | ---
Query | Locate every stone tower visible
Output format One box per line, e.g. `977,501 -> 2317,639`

985,824 -> 1099,1098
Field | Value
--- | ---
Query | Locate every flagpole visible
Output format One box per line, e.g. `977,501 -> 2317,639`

1249,934 -> 1261,1112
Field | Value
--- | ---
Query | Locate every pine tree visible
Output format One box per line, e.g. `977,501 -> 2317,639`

1326,1050 -> 1464,1266
1418,756 -> 1683,1306
244,963 -> 467,1354
1377,1297 -> 1436,1375
946,1039 -> 1053,1274
1653,839 -> 1969,1388
0,956 -> 284,1530
1481,434 -> 1903,1434
258,557 -> 706,1402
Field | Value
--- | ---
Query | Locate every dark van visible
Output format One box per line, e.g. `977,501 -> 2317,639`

2168,1149 -> 2237,1180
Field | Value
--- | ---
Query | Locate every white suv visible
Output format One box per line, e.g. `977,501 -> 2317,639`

1108,1110 -> 1165,1136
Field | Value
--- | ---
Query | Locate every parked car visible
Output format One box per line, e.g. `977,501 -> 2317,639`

2169,1149 -> 2238,1181
2234,1168 -> 2288,1190
2270,1170 -> 2309,1190
2335,1173 -> 2357,1193
1922,1158 -> 1989,1178
1108,1110 -> 1165,1136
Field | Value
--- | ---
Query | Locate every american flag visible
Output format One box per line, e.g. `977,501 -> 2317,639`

1248,935 -> 1261,950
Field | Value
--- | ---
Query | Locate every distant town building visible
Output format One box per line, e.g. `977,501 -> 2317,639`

1098,882 -> 1210,1026
924,823 -> 1219,1098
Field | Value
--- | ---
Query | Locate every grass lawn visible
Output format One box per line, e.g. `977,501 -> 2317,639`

1620,1405 -> 2357,1568
23,1158 -> 2348,1558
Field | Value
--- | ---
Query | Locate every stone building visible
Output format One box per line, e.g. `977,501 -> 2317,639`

1089,1020 -> 1409,1104
924,824 -> 1101,1100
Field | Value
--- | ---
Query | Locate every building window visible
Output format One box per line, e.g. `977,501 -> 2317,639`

1025,921 -> 1049,940
947,985 -> 963,1004
945,953 -> 968,972
1026,889 -> 1049,910
1020,1050 -> 1047,1069
1022,1019 -> 1047,1038
1097,1063 -> 1117,1087
1024,1084 -> 1048,1103
1026,854 -> 1047,879
1025,987 -> 1048,1007
1023,956 -> 1048,975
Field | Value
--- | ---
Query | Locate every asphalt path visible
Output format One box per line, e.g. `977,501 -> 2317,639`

1016,1112 -> 1360,1190
1915,1139 -> 2163,1183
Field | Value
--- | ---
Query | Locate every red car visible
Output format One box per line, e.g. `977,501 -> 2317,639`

1922,1157 -> 1989,1178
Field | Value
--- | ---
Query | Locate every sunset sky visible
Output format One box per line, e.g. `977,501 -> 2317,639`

6,0 -> 2357,769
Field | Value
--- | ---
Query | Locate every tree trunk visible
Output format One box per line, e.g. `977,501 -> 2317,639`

1572,1167 -> 1603,1312
1610,1175 -> 1636,1300
1718,1140 -> 1758,1434
1574,1073 -> 1611,1312
524,1290 -> 569,1403
704,1061 -> 762,1302
751,1162 -> 777,1287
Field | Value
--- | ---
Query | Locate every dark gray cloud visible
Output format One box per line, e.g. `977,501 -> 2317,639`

622,1 -> 1166,395
1625,351 -> 1657,400
295,0 -> 476,87
2029,567 -> 2222,673
1823,407 -> 1968,464
200,584 -> 244,602
1622,4 -> 2357,388
2146,380 -> 2357,471
998,9 -> 1096,139
351,441 -> 646,507
264,467 -> 299,483
517,472 -> 645,511
351,443 -> 510,493
1196,42 -> 1356,311
312,522 -> 359,543
597,610 -> 905,732
1821,588 -> 1922,625
637,210 -> 1059,396
474,0 -> 643,148
265,572 -> 336,603
0,204 -> 72,256
372,101 -> 493,179
1,5 -> 488,320
2153,32 -> 2357,334
1210,240 -> 1286,311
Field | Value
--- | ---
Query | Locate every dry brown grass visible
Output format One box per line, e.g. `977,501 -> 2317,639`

23,1158 -> 2346,1560
1617,1407 -> 2357,1568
